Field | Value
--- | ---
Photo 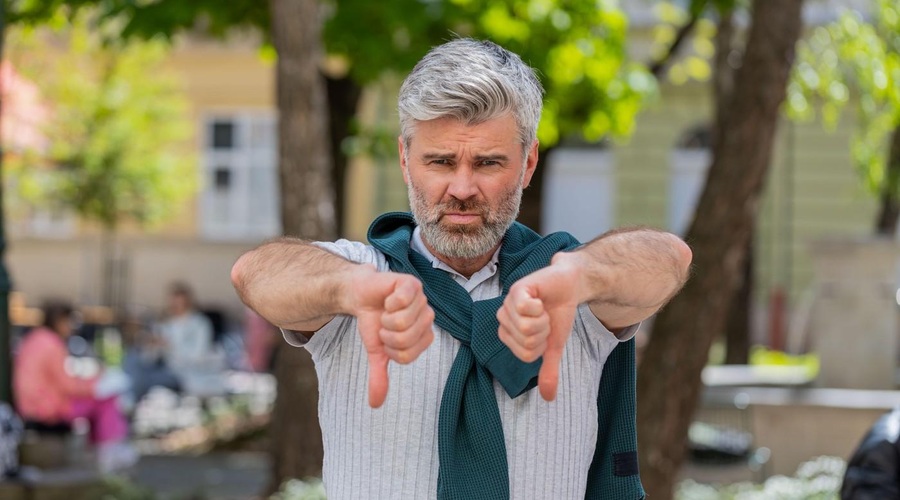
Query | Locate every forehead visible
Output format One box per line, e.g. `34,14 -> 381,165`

408,115 -> 519,153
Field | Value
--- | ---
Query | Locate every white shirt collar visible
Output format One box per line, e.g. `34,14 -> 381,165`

410,226 -> 501,293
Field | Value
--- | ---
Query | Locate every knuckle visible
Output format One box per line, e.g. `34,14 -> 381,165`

518,320 -> 537,336
523,336 -> 542,350
393,332 -> 417,349
520,350 -> 540,363
379,329 -> 398,346
393,316 -> 413,331
394,349 -> 414,365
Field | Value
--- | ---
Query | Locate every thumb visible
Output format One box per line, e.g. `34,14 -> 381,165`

538,344 -> 562,401
538,306 -> 575,401
368,352 -> 389,408
358,310 -> 389,408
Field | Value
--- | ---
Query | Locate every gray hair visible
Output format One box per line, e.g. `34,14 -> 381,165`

398,39 -> 544,153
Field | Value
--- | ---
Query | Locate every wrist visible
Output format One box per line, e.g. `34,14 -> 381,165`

551,250 -> 613,305
550,251 -> 589,303
340,264 -> 378,315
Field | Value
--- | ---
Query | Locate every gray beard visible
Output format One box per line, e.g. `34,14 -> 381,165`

408,184 -> 523,260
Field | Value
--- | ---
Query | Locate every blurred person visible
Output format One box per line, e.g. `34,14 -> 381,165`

120,311 -> 181,405
154,282 -> 227,398
243,307 -> 278,372
13,300 -> 137,472
156,282 -> 217,377
232,39 -> 691,499
841,406 -> 900,499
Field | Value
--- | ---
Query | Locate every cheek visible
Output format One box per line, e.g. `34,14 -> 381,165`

411,178 -> 447,202
482,180 -> 514,202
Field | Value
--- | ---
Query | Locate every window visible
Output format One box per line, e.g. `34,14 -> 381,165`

542,146 -> 616,241
668,124 -> 712,235
9,206 -> 76,239
199,113 -> 281,240
5,171 -> 76,239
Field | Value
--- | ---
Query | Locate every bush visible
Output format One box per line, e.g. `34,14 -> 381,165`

270,478 -> 327,500
98,476 -> 157,500
677,456 -> 845,500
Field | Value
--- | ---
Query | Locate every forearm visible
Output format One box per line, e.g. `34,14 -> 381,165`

553,228 -> 692,330
230,238 -> 369,332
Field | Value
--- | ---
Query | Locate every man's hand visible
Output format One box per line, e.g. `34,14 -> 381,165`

347,266 -> 435,408
496,257 -> 580,401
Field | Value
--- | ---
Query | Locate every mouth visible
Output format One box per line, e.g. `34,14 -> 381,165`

441,212 -> 482,224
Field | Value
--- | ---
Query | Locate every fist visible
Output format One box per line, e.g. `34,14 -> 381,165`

497,259 -> 580,401
347,266 -> 435,408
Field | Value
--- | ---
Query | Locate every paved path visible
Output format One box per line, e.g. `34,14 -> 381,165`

132,452 -> 270,500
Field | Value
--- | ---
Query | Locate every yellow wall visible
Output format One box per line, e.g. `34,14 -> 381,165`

152,36 -> 275,239
8,35 -> 277,319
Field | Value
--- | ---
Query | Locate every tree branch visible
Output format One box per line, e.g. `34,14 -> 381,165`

647,12 -> 701,79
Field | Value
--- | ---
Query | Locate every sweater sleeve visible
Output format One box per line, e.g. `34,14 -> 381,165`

44,335 -> 97,399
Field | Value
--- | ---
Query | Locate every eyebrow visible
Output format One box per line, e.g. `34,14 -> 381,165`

421,153 -> 455,161
474,154 -> 510,162
420,153 -> 510,162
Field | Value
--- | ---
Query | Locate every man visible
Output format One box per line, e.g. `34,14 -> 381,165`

231,39 -> 691,500
156,282 -> 215,374
147,283 -> 225,397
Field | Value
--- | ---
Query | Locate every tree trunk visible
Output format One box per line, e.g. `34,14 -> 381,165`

636,1 -> 804,498
712,7 -> 736,140
517,145 -> 555,232
268,0 -> 334,491
875,126 -> 900,236
326,76 -> 363,237
725,249 -> 752,364
713,6 -> 751,365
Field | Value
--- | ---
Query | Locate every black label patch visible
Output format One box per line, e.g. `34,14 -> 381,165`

614,451 -> 640,477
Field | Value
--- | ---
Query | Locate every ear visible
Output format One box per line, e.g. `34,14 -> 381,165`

522,140 -> 539,188
398,136 -> 410,185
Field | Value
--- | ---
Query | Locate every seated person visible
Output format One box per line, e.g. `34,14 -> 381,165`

13,301 -> 137,472
243,307 -> 278,372
121,311 -> 181,405
154,283 -> 226,395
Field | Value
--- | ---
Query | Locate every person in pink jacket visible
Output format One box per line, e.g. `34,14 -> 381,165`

13,301 -> 136,472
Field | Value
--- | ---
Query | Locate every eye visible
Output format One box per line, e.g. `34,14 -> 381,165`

428,159 -> 451,166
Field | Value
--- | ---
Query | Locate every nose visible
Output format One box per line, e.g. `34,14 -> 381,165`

446,165 -> 478,201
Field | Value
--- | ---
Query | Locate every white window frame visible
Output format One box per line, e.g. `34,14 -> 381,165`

668,149 -> 711,236
199,111 -> 281,241
542,147 -> 616,241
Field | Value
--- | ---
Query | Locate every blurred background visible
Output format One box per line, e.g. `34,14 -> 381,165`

0,0 -> 898,498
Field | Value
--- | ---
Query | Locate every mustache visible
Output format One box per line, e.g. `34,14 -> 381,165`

436,198 -> 488,215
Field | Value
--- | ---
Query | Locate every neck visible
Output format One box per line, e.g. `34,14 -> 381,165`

423,239 -> 498,279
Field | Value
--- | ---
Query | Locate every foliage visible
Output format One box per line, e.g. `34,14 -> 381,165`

270,478 -> 327,500
3,10 -> 194,231
325,0 -> 657,145
676,456 -> 846,500
97,476 -> 157,500
786,0 -> 900,195
7,0 -> 656,148
650,1 -> 718,84
647,0 -> 745,86
5,0 -> 268,39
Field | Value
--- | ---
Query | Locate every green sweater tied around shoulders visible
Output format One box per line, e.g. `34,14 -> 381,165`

368,212 -> 645,500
